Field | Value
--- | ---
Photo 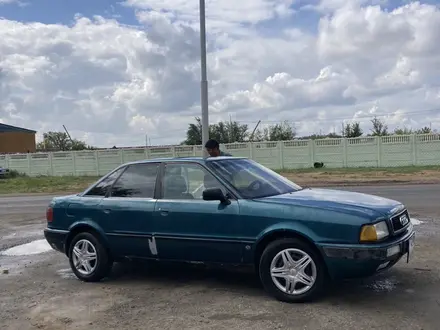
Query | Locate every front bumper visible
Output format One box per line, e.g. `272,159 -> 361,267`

318,223 -> 415,279
44,228 -> 69,254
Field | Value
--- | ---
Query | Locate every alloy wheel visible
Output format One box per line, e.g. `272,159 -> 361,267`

269,248 -> 317,296
71,239 -> 98,276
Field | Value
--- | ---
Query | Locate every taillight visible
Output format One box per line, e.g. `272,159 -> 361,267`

46,207 -> 53,222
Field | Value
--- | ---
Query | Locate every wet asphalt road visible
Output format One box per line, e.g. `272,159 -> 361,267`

0,185 -> 439,330
0,194 -> 57,215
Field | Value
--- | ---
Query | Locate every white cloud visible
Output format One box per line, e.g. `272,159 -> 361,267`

302,0 -> 389,13
125,0 -> 296,33
1,1 -> 440,147
0,0 -> 28,6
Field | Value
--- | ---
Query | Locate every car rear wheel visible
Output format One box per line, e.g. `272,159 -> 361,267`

68,232 -> 113,282
259,238 -> 326,303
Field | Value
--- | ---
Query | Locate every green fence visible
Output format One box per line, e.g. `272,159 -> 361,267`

1,134 -> 439,176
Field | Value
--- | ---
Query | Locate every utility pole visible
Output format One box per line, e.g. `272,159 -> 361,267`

62,125 -> 73,142
229,114 -> 232,143
199,0 -> 209,157
249,120 -> 261,142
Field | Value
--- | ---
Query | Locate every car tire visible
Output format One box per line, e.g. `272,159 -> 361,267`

68,231 -> 113,282
259,237 -> 326,303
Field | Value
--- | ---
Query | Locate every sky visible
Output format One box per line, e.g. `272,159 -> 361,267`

1,0 -> 440,147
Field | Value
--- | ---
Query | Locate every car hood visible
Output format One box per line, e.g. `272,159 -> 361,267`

255,188 -> 403,218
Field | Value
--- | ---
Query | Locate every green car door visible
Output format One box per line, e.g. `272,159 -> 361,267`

152,162 -> 247,264
98,162 -> 160,258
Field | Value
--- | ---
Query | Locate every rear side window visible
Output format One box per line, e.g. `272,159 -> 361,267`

110,163 -> 159,198
84,167 -> 126,197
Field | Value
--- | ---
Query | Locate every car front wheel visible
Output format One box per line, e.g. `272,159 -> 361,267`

68,232 -> 113,282
259,238 -> 326,303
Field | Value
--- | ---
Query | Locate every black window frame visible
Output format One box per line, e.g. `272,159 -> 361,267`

81,166 -> 127,198
158,161 -> 238,201
106,162 -> 162,199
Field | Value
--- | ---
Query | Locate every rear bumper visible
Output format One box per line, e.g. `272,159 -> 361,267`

318,224 -> 415,279
44,228 -> 69,254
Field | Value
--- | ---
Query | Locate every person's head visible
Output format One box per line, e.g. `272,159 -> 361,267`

205,139 -> 220,157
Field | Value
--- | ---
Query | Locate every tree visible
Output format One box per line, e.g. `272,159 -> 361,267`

210,120 -> 249,143
250,128 -> 267,142
36,131 -> 94,152
415,126 -> 432,134
297,133 -> 342,140
343,122 -> 363,138
393,126 -> 433,135
182,117 -> 249,145
182,117 -> 204,145
253,121 -> 296,141
370,117 -> 389,136
228,121 -> 249,142
327,132 -> 343,139
266,121 -> 296,141
394,127 -> 413,135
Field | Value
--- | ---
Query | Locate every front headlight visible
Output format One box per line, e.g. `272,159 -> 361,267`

360,221 -> 389,242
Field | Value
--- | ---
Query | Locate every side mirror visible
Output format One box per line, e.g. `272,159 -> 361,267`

202,188 -> 230,204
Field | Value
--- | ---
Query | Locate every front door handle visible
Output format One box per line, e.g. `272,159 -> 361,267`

103,209 -> 111,214
158,208 -> 169,216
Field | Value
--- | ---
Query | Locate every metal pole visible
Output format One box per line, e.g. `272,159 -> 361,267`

199,0 -> 209,157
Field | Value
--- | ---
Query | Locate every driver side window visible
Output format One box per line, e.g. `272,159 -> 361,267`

162,163 -> 225,200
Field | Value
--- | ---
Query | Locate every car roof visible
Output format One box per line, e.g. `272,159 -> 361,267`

120,156 -> 247,167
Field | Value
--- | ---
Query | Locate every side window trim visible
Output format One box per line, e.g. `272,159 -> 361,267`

107,162 -> 161,199
159,161 -> 236,201
155,162 -> 165,199
82,166 -> 127,197
105,165 -> 129,198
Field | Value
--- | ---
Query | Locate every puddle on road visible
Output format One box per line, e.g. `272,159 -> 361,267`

411,218 -> 423,225
364,277 -> 399,293
0,239 -> 52,256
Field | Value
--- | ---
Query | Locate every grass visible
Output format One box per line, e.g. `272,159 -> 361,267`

0,174 -> 100,194
0,165 -> 439,195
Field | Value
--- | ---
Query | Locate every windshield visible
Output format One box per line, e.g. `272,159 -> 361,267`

206,158 -> 302,199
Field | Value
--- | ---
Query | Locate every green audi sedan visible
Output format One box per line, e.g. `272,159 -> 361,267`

44,156 -> 415,303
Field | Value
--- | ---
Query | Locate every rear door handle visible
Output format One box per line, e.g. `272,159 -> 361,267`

103,209 -> 111,214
